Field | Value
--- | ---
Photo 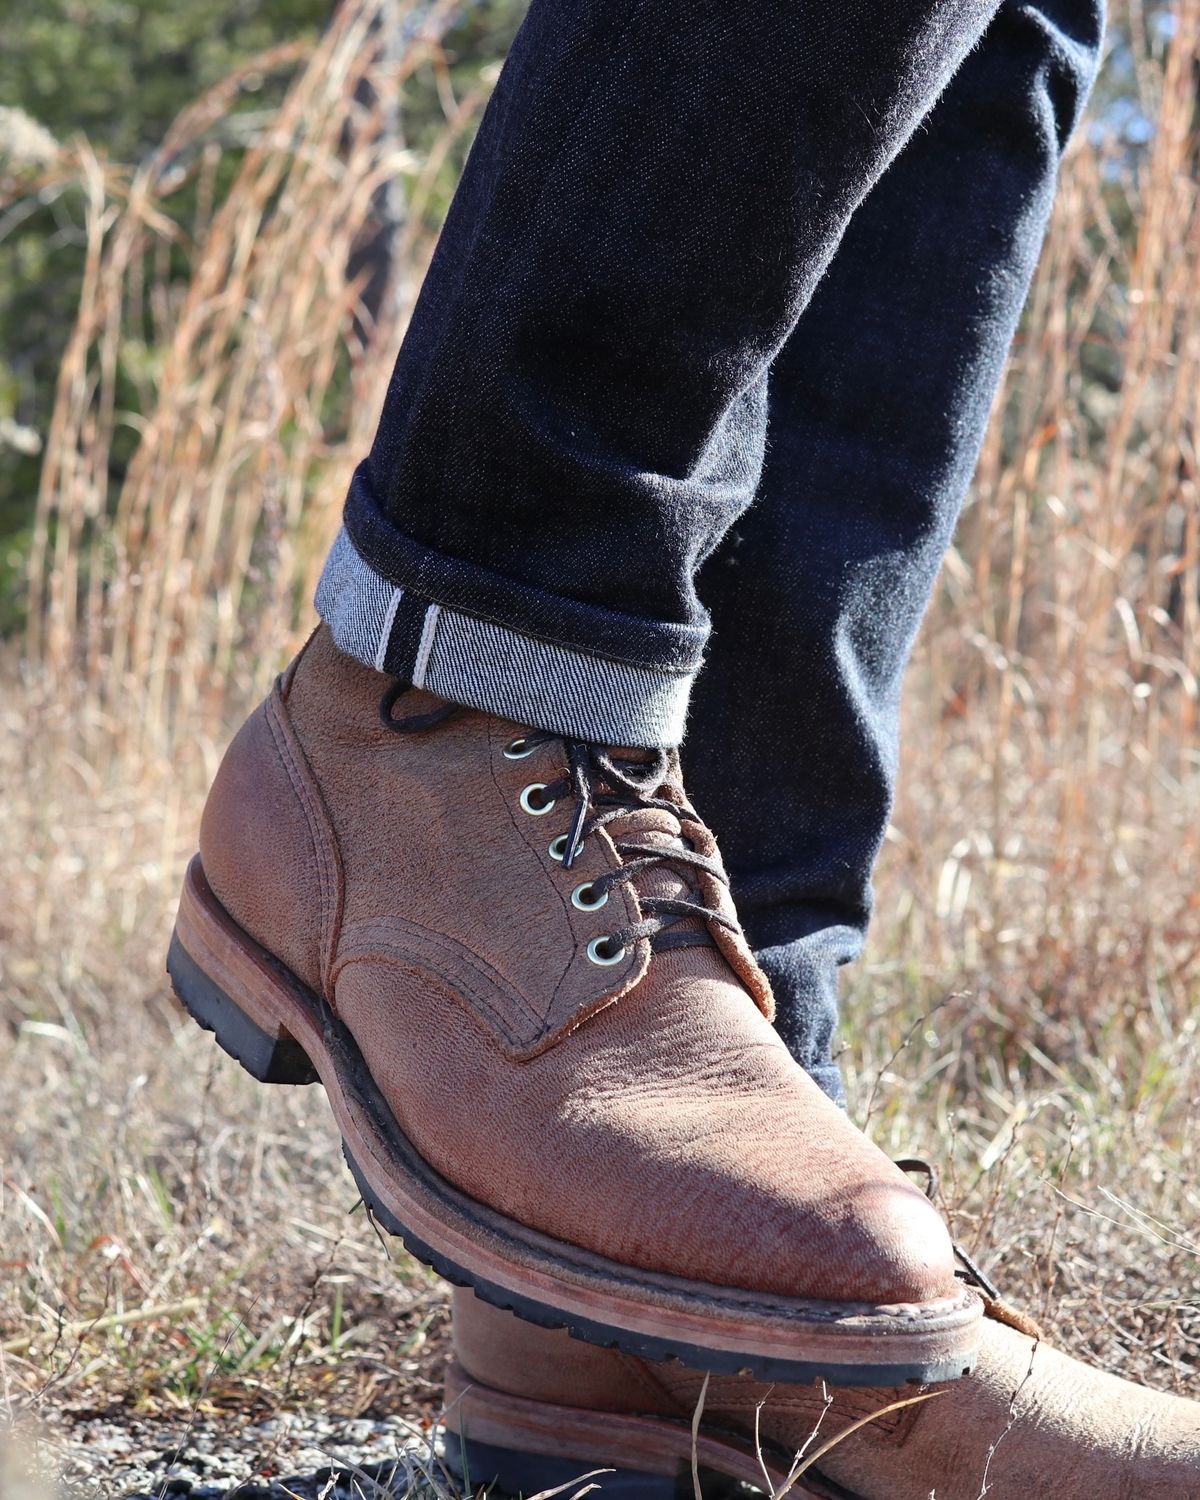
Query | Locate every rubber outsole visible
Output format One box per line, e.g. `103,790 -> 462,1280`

168,934 -> 318,1087
167,873 -> 981,1388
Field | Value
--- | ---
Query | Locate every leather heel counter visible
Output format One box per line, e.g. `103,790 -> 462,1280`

198,691 -> 333,996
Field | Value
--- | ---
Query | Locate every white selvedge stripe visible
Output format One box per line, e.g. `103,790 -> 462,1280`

374,586 -> 404,671
411,602 -> 442,687
316,526 -> 402,670
315,526 -> 692,746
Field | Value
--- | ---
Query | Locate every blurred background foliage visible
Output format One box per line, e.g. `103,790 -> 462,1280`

0,0 -> 525,627
0,1 -> 1172,635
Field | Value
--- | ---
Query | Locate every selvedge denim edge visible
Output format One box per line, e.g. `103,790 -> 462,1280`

317,525 -> 695,747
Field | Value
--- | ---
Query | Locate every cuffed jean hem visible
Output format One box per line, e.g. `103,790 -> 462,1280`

343,464 -> 708,674
804,1062 -> 846,1106
315,526 -> 695,746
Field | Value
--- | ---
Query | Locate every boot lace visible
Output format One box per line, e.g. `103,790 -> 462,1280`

897,1156 -> 1045,1338
895,1158 -> 1002,1299
380,682 -> 738,956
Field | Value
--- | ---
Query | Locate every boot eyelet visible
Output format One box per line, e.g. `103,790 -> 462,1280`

548,834 -> 571,861
503,737 -> 537,760
519,783 -> 556,816
571,882 -> 608,912
586,936 -> 626,966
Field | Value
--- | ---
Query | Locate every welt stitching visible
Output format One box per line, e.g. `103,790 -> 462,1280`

614,1352 -> 689,1414
716,1394 -> 907,1431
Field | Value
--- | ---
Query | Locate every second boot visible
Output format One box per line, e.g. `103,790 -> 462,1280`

444,1288 -> 1200,1500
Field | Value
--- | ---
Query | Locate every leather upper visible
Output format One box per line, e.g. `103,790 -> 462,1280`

199,625 -> 961,1305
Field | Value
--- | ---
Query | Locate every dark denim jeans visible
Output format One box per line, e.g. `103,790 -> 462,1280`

317,0 -> 1104,1099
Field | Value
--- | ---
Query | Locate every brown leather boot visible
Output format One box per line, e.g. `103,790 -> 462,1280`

444,1288 -> 1200,1500
168,625 -> 979,1383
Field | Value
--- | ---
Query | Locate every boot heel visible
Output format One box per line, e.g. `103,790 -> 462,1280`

168,930 -> 317,1086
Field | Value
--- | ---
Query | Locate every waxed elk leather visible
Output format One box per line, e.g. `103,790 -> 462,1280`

197,625 -> 961,1305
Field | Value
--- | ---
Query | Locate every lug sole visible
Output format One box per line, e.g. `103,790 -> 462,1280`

167,854 -> 982,1387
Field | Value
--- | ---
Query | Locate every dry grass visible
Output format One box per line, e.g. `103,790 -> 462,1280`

3,0 -> 479,1483
2,0 -> 1199,1491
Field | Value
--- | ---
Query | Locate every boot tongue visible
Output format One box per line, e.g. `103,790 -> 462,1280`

601,803 -> 708,942
596,751 -> 721,949
608,803 -> 779,1020
600,763 -> 776,1021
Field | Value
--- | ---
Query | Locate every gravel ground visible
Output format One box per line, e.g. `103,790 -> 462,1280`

39,1412 -> 454,1499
